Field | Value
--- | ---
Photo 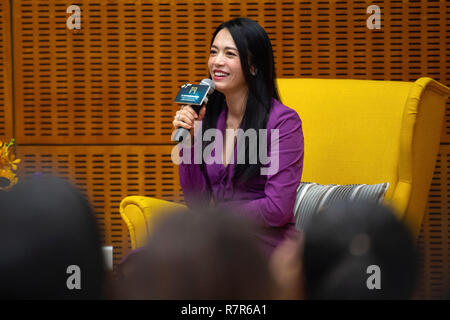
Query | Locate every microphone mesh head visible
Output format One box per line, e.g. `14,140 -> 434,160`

200,78 -> 215,91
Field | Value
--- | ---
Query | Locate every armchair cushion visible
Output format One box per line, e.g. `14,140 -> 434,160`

293,182 -> 389,231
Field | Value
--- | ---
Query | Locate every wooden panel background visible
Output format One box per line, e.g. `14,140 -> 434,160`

0,0 -> 12,141
2,0 -> 449,298
15,145 -> 183,267
417,148 -> 450,299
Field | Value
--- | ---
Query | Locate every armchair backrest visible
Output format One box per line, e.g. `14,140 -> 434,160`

277,77 -> 449,238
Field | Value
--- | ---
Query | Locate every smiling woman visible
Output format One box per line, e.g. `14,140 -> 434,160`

208,29 -> 249,100
173,17 -> 305,257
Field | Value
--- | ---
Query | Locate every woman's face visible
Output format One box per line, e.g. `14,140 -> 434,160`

208,28 -> 247,95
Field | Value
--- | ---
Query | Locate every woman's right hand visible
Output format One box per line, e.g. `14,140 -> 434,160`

172,105 -> 206,132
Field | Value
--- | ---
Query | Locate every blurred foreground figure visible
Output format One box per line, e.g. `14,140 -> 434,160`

0,176 -> 105,299
117,209 -> 275,299
271,201 -> 419,299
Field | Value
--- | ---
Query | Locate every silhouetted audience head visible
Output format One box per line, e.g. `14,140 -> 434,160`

302,201 -> 419,299
118,208 -> 275,299
0,176 -> 105,299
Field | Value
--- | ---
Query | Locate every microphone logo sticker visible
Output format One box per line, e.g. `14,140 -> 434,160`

174,84 -> 210,105
189,87 -> 198,95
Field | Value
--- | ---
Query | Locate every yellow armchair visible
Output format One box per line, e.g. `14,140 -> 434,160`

121,77 -> 449,249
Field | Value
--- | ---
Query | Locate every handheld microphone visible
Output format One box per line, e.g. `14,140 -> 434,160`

172,78 -> 215,142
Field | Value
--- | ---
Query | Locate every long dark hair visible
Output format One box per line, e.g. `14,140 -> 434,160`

303,201 -> 418,299
202,18 -> 280,185
0,176 -> 105,299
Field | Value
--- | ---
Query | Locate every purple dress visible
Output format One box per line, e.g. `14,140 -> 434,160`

179,99 -> 304,257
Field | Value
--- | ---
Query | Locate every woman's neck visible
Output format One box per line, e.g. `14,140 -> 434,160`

224,87 -> 248,125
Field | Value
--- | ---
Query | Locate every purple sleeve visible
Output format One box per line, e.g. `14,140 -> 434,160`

178,141 -> 212,208
220,110 -> 304,227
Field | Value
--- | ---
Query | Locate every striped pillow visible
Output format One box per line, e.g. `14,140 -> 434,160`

293,182 -> 389,231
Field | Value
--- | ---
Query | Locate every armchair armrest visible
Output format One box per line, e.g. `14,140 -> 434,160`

120,196 -> 186,249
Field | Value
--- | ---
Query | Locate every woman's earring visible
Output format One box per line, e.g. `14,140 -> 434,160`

252,68 -> 258,76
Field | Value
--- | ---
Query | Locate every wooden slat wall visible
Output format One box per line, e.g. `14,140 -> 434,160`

3,0 -> 449,298
417,148 -> 450,299
15,145 -> 183,266
0,0 -> 12,141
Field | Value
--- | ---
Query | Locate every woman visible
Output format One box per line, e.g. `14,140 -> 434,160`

173,17 -> 304,257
